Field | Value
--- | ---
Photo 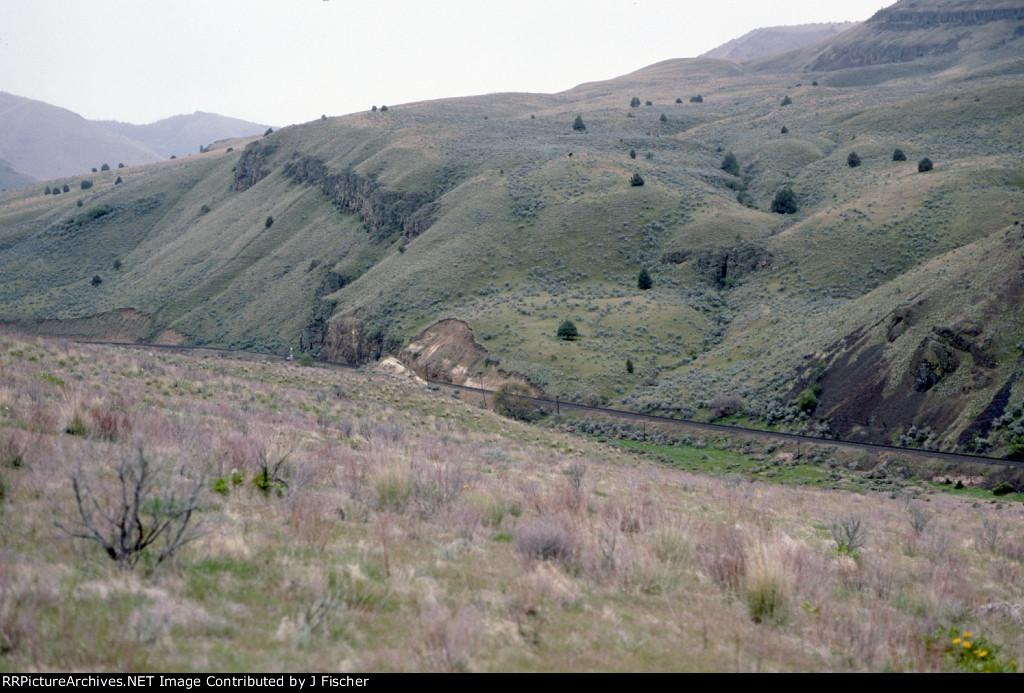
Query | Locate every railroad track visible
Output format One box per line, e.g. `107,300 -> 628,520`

73,339 -> 1021,470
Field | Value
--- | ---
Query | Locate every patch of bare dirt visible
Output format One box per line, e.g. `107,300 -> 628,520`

399,319 -> 538,393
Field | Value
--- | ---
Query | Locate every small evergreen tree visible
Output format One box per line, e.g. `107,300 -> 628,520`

264,127 -> 273,136
630,97 -> 641,108
675,97 -> 683,104
371,105 -> 377,112
114,176 -> 122,185
51,187 -> 60,195
62,184 -> 69,192
91,275 -> 102,287
573,114 -> 586,131
781,95 -> 792,106
629,149 -> 636,159
847,151 -> 861,167
629,173 -> 645,187
626,358 -> 634,374
645,100 -> 652,106
638,267 -> 653,290
113,259 -> 121,270
117,163 -> 125,168
265,216 -> 274,228
659,113 -> 667,122
380,105 -> 388,111
556,320 -> 579,341
893,149 -> 906,161
918,157 -> 933,172
771,187 -> 798,214
690,95 -> 703,103
780,126 -> 789,134
721,152 -> 740,176
80,180 -> 93,190
100,163 -> 110,171
44,186 -> 51,195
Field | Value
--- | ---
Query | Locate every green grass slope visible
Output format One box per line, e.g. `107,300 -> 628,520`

2,0 -> 1024,453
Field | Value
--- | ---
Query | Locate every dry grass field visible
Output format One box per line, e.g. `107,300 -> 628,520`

1,335 -> 1022,671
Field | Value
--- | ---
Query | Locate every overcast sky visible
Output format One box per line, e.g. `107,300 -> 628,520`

3,0 -> 893,126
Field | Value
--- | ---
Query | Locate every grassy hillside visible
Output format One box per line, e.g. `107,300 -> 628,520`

1,335 -> 1023,671
2,0 -> 1024,455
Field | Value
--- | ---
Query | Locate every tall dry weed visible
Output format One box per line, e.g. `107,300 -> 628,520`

744,537 -> 791,625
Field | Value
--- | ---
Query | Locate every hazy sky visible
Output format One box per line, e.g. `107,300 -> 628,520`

3,0 -> 893,126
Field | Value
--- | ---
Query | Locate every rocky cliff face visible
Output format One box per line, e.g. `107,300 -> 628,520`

871,5 -> 1024,30
233,140 -> 270,191
804,1 -> 1024,71
319,313 -> 400,365
283,155 -> 437,242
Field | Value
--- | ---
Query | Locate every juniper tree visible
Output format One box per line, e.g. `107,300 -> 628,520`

721,152 -> 740,176
771,187 -> 798,214
557,320 -> 579,341
638,267 -> 653,290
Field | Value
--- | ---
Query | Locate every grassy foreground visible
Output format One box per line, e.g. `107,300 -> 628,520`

1,335 -> 1022,672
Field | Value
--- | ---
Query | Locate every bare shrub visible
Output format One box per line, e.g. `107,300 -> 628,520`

709,393 -> 742,420
978,518 -> 1004,553
493,382 -> 537,421
697,525 -> 746,592
563,462 -> 586,494
416,604 -> 482,672
0,431 -> 26,469
253,443 -> 290,497
516,520 -> 580,568
56,445 -> 205,569
359,417 -> 405,444
829,515 -> 867,555
411,462 -> 466,512
906,503 -> 933,534
91,406 -> 132,442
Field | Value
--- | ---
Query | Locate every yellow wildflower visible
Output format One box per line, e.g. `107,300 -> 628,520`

979,651 -> 988,658
963,632 -> 972,639
963,641 -> 972,649
953,638 -> 962,645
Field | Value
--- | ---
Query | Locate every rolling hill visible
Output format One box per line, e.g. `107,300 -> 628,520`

2,0 -> 1024,456
700,22 -> 858,60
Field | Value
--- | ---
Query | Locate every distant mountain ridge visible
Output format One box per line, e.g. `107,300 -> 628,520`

700,22 -> 858,60
0,92 -> 269,187
0,92 -> 161,183
95,111 -> 272,160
